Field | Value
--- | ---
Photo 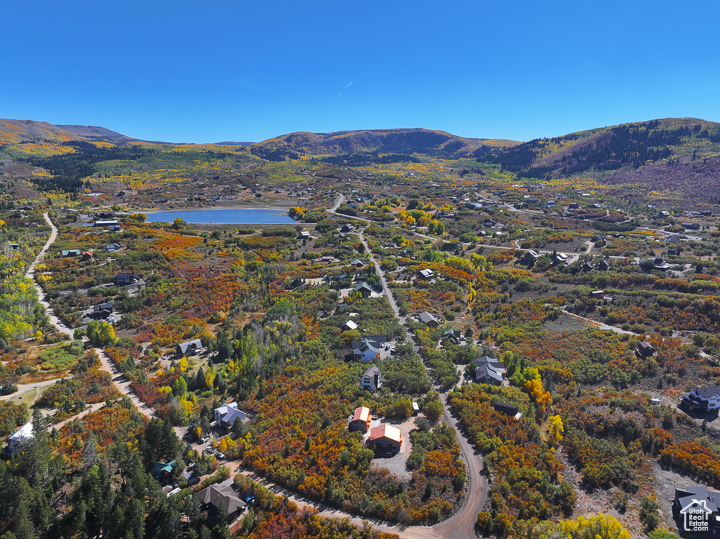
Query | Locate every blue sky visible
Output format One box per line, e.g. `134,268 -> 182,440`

3,0 -> 720,143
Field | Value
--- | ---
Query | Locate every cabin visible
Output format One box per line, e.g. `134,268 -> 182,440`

214,402 -> 247,427
474,356 -> 506,386
354,283 -> 373,298
82,250 -> 94,261
419,269 -> 434,280
635,341 -> 655,358
352,336 -> 386,362
151,461 -> 177,483
492,402 -> 519,417
368,424 -> 402,454
418,311 -> 440,328
348,406 -> 372,433
93,302 -> 114,318
106,243 -> 121,252
7,422 -> 33,455
114,272 -> 138,286
443,328 -> 463,345
196,479 -> 246,521
341,320 -> 358,331
177,339 -> 203,356
680,386 -> 720,411
361,366 -> 382,391
62,249 -> 81,257
350,259 -> 365,268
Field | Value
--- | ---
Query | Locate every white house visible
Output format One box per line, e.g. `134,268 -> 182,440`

680,386 -> 720,411
214,402 -> 247,428
8,422 -> 33,454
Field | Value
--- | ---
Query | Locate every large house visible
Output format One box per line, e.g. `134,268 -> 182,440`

673,486 -> 720,532
680,386 -> 720,411
361,366 -> 382,391
368,424 -> 402,454
196,479 -> 246,521
93,302 -> 114,318
114,272 -> 138,286
214,402 -> 247,427
348,406 -> 372,433
352,336 -> 386,362
474,356 -> 506,386
177,339 -> 203,356
354,283 -> 373,298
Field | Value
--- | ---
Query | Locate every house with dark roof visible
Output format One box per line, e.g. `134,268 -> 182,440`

597,259 -> 611,271
106,243 -> 121,252
492,401 -> 519,417
354,282 -> 373,298
348,406 -> 372,433
151,461 -> 177,483
341,224 -> 355,233
418,311 -> 440,328
474,356 -> 506,386
636,341 -> 655,358
93,302 -> 114,318
352,336 -> 386,362
361,366 -> 382,391
673,486 -> 720,532
196,479 -> 246,521
443,328 -> 463,345
680,386 -> 720,411
114,272 -> 138,286
177,339 -> 203,356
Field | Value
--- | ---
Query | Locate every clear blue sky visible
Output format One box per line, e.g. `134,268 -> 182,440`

3,0 -> 720,143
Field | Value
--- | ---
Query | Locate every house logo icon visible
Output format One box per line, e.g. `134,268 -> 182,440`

680,498 -> 712,532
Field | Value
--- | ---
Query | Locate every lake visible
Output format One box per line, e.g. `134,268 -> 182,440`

145,208 -> 295,224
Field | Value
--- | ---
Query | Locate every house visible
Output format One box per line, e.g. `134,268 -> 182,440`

354,283 -> 373,298
681,222 -> 700,230
114,272 -> 138,286
196,479 -> 246,521
299,230 -> 312,239
348,406 -> 372,433
492,402 -> 519,417
361,366 -> 382,391
341,224 -> 355,233
8,243 -> 19,250
106,243 -> 121,252
7,422 -> 33,454
108,224 -> 121,232
419,269 -> 434,280
568,202 -> 580,210
418,312 -> 440,328
181,470 -> 200,487
350,259 -> 365,268
320,256 -> 335,263
597,259 -> 611,271
177,338 -> 203,356
474,356 -> 506,386
81,250 -> 94,261
352,336 -> 386,362
93,302 -> 114,318
591,290 -> 605,299
680,386 -> 720,411
214,402 -> 247,427
368,424 -> 402,454
151,461 -> 177,483
673,486 -> 720,532
551,252 -> 568,265
341,320 -> 358,331
93,220 -> 119,228
443,328 -> 463,345
523,250 -> 541,264
62,249 -> 81,257
635,341 -> 655,358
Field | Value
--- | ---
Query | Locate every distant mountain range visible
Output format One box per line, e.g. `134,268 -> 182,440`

2,117 -> 720,202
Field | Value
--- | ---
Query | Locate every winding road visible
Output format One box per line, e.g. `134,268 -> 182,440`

20,213 -> 157,421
